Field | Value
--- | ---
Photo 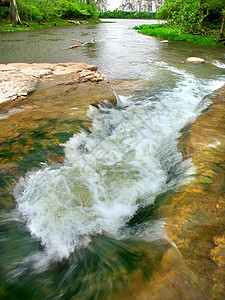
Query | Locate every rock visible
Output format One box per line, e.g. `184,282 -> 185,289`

0,62 -> 104,103
161,40 -> 169,43
165,85 -> 225,297
185,57 -> 205,63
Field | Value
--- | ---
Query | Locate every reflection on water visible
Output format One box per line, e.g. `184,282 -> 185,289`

0,19 -> 225,299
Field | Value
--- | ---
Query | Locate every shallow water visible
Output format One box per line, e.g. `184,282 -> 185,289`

0,19 -> 225,299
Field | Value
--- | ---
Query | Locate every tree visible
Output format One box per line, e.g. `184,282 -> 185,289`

204,0 -> 225,40
95,0 -> 108,12
9,0 -> 21,24
119,0 -> 162,13
157,0 -> 225,39
219,10 -> 225,39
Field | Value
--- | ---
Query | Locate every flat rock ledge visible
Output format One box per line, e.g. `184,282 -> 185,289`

0,62 -> 104,104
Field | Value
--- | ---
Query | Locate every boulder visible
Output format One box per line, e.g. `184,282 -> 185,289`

161,40 -> 169,43
185,57 -> 205,63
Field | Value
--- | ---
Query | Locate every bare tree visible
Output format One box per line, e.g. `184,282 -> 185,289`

144,0 -> 153,12
95,0 -> 109,12
124,0 -> 135,11
120,0 -> 160,12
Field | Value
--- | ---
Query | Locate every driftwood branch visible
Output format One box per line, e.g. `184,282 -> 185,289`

69,44 -> 83,49
68,39 -> 95,50
71,39 -> 85,44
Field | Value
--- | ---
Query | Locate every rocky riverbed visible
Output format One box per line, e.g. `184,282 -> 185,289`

0,61 -> 225,299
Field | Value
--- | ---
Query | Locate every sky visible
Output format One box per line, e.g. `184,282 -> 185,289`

108,0 -> 122,11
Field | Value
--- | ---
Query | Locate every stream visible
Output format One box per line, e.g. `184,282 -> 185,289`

0,19 -> 225,299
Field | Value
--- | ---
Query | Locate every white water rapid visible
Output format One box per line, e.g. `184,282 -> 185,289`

14,63 -> 224,269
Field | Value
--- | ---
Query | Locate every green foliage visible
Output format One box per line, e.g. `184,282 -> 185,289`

157,0 -> 201,31
157,0 -> 225,33
59,0 -> 98,19
0,7 -> 10,20
136,24 -> 219,46
16,0 -> 57,21
0,0 -> 99,22
100,10 -> 156,19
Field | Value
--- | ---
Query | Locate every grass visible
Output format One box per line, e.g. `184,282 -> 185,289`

134,24 -> 221,46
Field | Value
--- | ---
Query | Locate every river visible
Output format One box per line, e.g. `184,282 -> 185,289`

0,19 -> 225,299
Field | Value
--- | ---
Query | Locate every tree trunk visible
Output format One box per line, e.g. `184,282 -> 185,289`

199,0 -> 205,29
219,11 -> 225,39
9,0 -> 22,25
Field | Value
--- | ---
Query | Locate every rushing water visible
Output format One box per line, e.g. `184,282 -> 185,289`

0,19 -> 225,299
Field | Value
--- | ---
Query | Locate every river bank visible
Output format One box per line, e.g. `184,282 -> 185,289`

0,19 -> 101,32
134,24 -> 223,46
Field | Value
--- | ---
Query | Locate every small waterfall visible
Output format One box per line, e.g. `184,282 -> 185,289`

110,85 -> 123,107
14,66 -> 218,270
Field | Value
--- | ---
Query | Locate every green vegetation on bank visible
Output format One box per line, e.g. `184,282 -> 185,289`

0,0 -> 99,31
134,24 -> 220,46
100,10 -> 156,20
0,19 -> 99,32
155,0 -> 225,44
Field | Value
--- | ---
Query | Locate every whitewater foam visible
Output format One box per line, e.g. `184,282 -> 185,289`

15,68 -> 219,266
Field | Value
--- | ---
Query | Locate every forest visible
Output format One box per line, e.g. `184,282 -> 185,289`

0,0 -> 104,24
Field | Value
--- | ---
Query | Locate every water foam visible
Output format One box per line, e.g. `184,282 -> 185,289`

15,70 -> 215,265
212,60 -> 225,69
